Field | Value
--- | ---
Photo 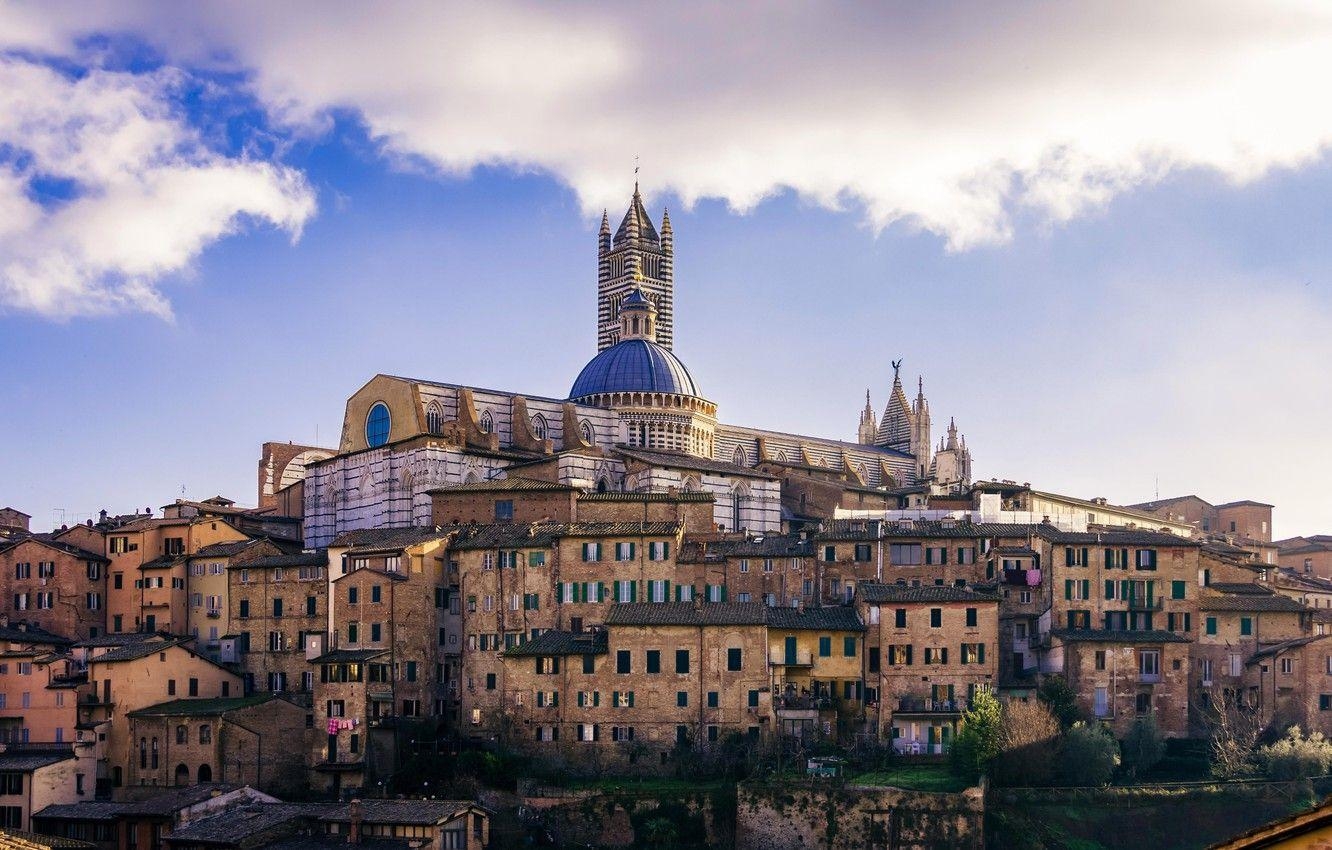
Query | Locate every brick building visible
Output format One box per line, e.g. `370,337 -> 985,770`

225,551 -> 327,700
0,537 -> 109,641
857,584 -> 999,752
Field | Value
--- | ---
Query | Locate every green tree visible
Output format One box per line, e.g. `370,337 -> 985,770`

1059,722 -> 1120,786
1121,714 -> 1166,779
1037,675 -> 1081,729
952,688 -> 1003,779
1258,726 -> 1332,780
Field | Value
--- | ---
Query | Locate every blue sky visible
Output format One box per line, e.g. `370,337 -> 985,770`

1,3 -> 1329,537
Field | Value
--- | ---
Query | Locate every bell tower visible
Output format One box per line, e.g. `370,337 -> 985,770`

598,184 -> 674,351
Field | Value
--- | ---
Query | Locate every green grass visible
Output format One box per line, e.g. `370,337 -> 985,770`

850,765 -> 973,793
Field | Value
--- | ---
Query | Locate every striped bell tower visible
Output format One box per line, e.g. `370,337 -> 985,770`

597,184 -> 674,351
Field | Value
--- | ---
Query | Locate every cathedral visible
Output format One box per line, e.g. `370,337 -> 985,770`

294,186 -> 974,547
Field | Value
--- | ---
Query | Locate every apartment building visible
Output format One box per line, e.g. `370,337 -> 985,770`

0,536 -> 109,641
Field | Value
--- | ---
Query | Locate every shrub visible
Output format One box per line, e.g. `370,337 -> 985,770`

1058,722 -> 1120,786
1257,726 -> 1332,780
1121,714 -> 1166,779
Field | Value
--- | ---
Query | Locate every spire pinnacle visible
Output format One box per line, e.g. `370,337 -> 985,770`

600,209 -> 610,235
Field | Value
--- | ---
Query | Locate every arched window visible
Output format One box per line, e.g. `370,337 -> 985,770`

857,463 -> 869,482
681,475 -> 701,493
775,450 -> 788,464
731,484 -> 749,532
139,738 -> 147,769
426,402 -> 443,435
197,764 -> 212,783
176,725 -> 187,745
596,478 -> 610,493
365,402 -> 391,448
579,419 -> 595,445
530,414 -> 547,440
732,446 -> 748,467
174,764 -> 189,786
478,409 -> 493,434
150,737 -> 159,770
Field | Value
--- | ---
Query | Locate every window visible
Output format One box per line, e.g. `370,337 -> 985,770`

615,542 -> 637,562
854,544 -> 872,562
675,649 -> 690,674
1206,616 -> 1217,636
888,645 -> 913,666
1139,650 -> 1161,681
188,678 -> 199,696
365,402 -> 391,447
843,636 -> 857,657
1201,658 -> 1213,685
818,636 -> 832,657
1171,581 -> 1186,600
890,544 -> 923,565
930,608 -> 942,628
494,500 -> 514,522
1135,549 -> 1158,570
646,650 -> 660,674
708,691 -> 719,708
1240,617 -> 1252,637
1094,687 -> 1108,717
348,586 -> 358,604
582,542 -> 602,562
1281,657 -> 1294,675
199,725 -> 211,744
272,598 -> 283,617
738,559 -> 749,573
616,650 -> 631,674
894,608 -> 907,628
727,648 -> 742,671
965,607 -> 978,628
823,545 -> 836,562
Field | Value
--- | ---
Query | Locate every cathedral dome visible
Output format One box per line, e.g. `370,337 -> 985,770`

569,339 -> 699,399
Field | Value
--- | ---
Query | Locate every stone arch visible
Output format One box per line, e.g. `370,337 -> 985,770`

197,763 -> 212,783
174,763 -> 189,785
479,409 -> 493,434
530,413 -> 548,440
732,445 -> 748,467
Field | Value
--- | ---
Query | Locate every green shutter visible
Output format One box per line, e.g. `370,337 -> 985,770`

1147,581 -> 1155,605
1104,580 -> 1114,600
629,542 -> 636,560
1082,580 -> 1090,600
663,541 -> 671,559
1065,580 -> 1073,600
720,585 -> 728,602
1120,580 -> 1129,601
630,582 -> 638,602
628,691 -> 635,707
664,579 -> 671,602
1081,547 -> 1088,566
978,643 -> 985,663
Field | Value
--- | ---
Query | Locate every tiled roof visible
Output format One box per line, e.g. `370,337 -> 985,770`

0,625 -> 71,646
163,803 -> 314,845
1200,595 -> 1308,613
87,637 -> 188,664
138,555 -> 182,571
992,546 -> 1037,557
504,630 -> 608,657
0,752 -> 73,771
310,648 -> 389,664
1248,634 -> 1332,663
813,518 -> 1035,541
0,537 -> 108,563
127,694 -> 281,718
330,527 -> 453,550
73,633 -> 161,649
317,799 -> 483,826
857,584 -> 1000,604
191,540 -> 261,558
1208,582 -> 1273,595
1127,495 -> 1205,512
0,828 -> 95,848
614,447 -> 778,479
676,534 -> 812,563
1214,500 -> 1275,509
1051,628 -> 1191,644
266,838 -> 410,850
1036,527 -> 1197,547
131,784 -> 254,817
32,802 -> 124,822
240,551 -> 328,569
426,477 -> 577,494
765,606 -> 865,632
605,603 -> 769,627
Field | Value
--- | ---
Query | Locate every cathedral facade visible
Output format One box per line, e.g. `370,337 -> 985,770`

298,188 -> 974,547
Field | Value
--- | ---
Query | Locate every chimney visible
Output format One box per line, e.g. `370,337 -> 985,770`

99,510 -> 107,523
348,799 -> 362,845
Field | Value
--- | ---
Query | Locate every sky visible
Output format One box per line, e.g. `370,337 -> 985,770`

0,1 -> 1329,538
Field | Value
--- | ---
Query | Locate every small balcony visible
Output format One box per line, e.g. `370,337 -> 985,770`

770,650 -> 814,667
206,610 -> 221,619
1139,672 -> 1161,684
776,695 -> 833,711
895,696 -> 967,715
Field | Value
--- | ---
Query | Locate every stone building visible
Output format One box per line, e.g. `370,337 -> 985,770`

186,539 -> 291,662
124,695 -> 308,795
0,537 -> 109,641
0,748 -> 97,834
76,635 -> 242,793
296,186 -> 961,549
1056,630 -> 1192,737
225,550 -> 328,700
857,584 -> 1000,752
1277,535 -> 1332,580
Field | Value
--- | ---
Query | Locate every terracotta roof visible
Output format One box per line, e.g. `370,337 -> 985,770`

578,491 -> 716,503
0,625 -> 71,646
0,828 -> 95,848
765,606 -> 865,632
0,537 -> 108,563
446,521 -> 681,550
675,534 -> 812,563
1214,500 -> 1275,510
317,799 -> 485,826
1051,628 -> 1190,644
240,551 -> 328,569
1200,595 -> 1308,613
605,603 -> 769,627
814,518 -> 1035,541
163,803 -> 313,845
310,648 -> 389,664
138,555 -> 183,571
1208,582 -> 1273,595
330,527 -> 453,550
0,752 -> 74,772
87,637 -> 189,663
857,584 -> 1000,604
504,630 -> 608,657
1036,527 -> 1197,547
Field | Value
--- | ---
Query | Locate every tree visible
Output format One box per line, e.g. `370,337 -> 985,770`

1058,722 -> 1120,786
1121,714 -> 1166,780
1200,687 -> 1265,779
1257,726 -> 1332,780
1038,675 -> 1081,729
952,688 -> 1003,779
993,698 -> 1060,786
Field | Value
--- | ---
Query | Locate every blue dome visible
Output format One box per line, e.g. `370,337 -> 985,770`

570,339 -> 699,399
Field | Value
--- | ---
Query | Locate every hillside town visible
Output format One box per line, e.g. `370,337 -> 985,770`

0,191 -> 1328,849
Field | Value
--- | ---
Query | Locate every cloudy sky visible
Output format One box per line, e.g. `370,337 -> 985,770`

0,1 -> 1328,537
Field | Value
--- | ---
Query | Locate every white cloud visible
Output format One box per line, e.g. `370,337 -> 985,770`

9,0 -> 1332,252
0,55 -> 314,319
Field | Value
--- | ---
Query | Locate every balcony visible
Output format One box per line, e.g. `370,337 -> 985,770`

769,650 -> 814,667
1003,569 -> 1042,587
1127,596 -> 1163,611
776,695 -> 833,711
206,610 -> 221,619
1140,672 -> 1161,684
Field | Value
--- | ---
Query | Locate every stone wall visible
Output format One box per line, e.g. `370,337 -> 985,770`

736,780 -> 984,850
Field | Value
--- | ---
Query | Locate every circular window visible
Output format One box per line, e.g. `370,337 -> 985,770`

365,402 -> 391,447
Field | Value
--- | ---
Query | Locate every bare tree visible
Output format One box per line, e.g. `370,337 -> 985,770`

1198,686 -> 1266,779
